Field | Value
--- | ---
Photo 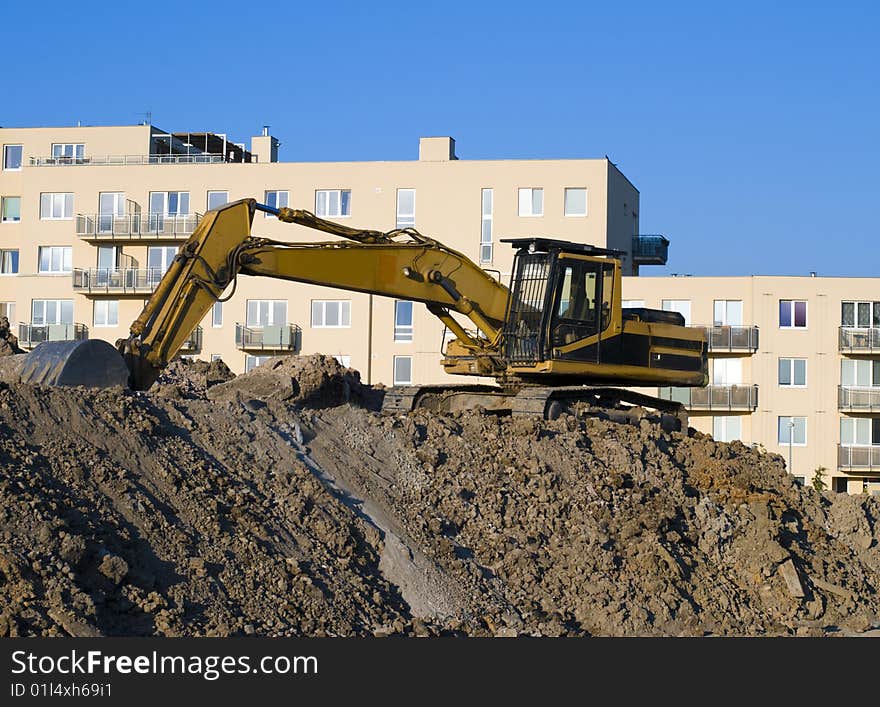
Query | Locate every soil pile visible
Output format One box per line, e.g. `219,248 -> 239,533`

0,353 -> 878,636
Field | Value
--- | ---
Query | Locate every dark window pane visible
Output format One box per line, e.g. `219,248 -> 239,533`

841,301 -> 854,327
794,301 -> 807,327
780,301 -> 792,327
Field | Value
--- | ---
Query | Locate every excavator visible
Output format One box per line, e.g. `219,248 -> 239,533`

18,199 -> 707,426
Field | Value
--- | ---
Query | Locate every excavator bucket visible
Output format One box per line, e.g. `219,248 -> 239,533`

19,339 -> 131,388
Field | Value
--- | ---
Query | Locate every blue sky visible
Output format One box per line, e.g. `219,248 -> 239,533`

4,1 -> 878,276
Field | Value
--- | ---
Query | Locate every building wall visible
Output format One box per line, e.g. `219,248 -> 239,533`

0,125 -> 635,388
623,275 -> 880,495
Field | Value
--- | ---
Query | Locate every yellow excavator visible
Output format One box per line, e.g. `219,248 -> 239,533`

19,199 -> 707,425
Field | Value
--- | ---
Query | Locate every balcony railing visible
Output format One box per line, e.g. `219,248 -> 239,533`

839,327 -> 880,354
838,445 -> 880,472
76,213 -> 202,240
235,323 -> 301,352
179,326 -> 203,354
838,385 -> 880,411
72,268 -> 166,294
18,323 -> 88,349
658,384 -> 759,411
28,153 -> 238,166
701,325 -> 759,353
632,235 -> 669,265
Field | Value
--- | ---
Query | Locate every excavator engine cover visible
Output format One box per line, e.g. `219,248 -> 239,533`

20,340 -> 130,388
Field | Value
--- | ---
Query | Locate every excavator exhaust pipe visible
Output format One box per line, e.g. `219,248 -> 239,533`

17,340 -> 131,388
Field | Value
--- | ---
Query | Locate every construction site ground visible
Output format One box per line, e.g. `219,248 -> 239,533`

0,353 -> 878,637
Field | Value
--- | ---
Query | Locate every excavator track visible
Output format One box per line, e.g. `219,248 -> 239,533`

381,384 -> 689,431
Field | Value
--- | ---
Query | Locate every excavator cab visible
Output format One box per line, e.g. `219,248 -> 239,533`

502,239 -> 618,366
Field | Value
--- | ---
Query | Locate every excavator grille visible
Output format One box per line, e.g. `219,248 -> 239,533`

502,252 -> 551,365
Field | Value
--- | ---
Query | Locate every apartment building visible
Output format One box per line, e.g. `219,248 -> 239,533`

0,123 -> 662,389
623,275 -> 880,495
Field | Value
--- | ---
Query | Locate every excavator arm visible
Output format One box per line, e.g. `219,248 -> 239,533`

119,198 -> 511,390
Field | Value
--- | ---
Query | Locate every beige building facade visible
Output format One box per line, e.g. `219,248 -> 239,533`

0,123 -> 655,390
623,275 -> 880,495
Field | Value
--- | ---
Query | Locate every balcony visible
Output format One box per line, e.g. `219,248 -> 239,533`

18,323 -> 88,349
838,386 -> 880,412
838,445 -> 880,473
701,325 -> 759,353
28,153 -> 235,167
839,327 -> 880,354
76,213 -> 202,241
73,268 -> 165,295
632,235 -> 669,266
658,384 -> 759,411
235,323 -> 301,352
179,326 -> 203,354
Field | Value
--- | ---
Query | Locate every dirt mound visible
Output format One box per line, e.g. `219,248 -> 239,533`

207,353 -> 365,408
0,359 -> 879,636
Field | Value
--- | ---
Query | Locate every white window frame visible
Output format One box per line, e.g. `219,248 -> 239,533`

212,301 -> 223,328
149,191 -> 190,216
315,189 -> 351,218
712,358 -> 742,386
245,355 -> 272,373
0,302 -> 15,325
518,187 -> 544,217
51,143 -> 85,163
778,358 -> 808,388
3,145 -> 22,171
778,416 -> 807,447
713,300 -> 743,326
210,354 -> 223,362
622,299 -> 645,308
396,188 -> 415,228
563,187 -> 587,217
206,191 -> 228,211
841,300 -> 880,328
246,299 -> 288,328
393,355 -> 413,385
779,299 -> 808,329
264,190 -> 289,217
333,354 -> 352,368
311,299 -> 351,328
480,188 -> 493,263
661,299 -> 692,326
40,193 -> 74,220
1,196 -> 21,223
840,417 -> 880,447
93,300 -> 119,328
38,246 -> 73,274
31,299 -> 74,326
713,415 -> 742,443
394,300 -> 414,342
841,359 -> 880,388
0,249 -> 18,275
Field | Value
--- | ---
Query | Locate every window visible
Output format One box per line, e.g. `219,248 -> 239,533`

778,358 -> 807,387
3,145 -> 22,170
840,417 -> 880,446
245,355 -> 272,372
51,143 -> 85,163
333,355 -> 352,367
93,300 -> 119,327
210,354 -> 223,362
212,301 -> 223,328
841,359 -> 880,387
480,188 -> 493,263
315,189 -> 351,217
149,191 -> 190,229
779,300 -> 807,328
0,250 -> 18,274
713,416 -> 742,443
518,188 -> 543,217
622,299 -> 645,308
98,192 -> 125,233
311,300 -> 351,328
40,193 -> 74,220
1,197 -> 21,223
713,300 -> 743,326
0,302 -> 16,324
841,301 -> 880,328
246,300 -> 287,328
207,191 -> 228,210
38,246 -> 72,274
32,299 -> 73,326
147,246 -> 178,285
564,188 -> 587,216
778,416 -> 807,446
264,190 -> 289,216
393,355 -> 412,385
396,189 -> 415,228
394,300 -> 413,342
661,299 -> 691,326
97,245 -> 120,270
712,358 -> 742,385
